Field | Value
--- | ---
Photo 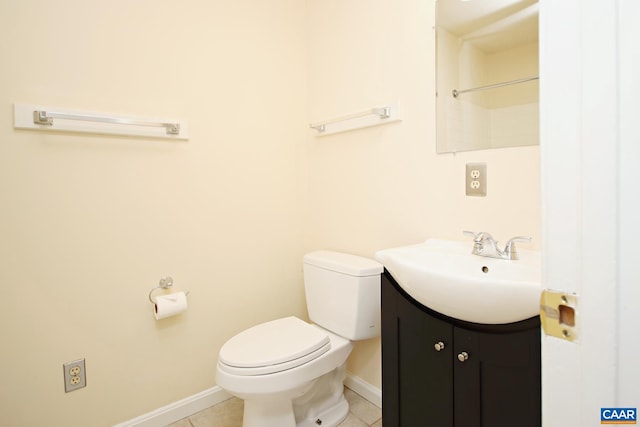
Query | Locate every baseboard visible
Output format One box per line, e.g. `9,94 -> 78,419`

112,386 -> 232,427
344,373 -> 382,409
113,374 -> 381,426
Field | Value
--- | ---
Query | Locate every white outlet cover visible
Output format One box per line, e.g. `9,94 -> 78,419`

466,163 -> 487,196
63,359 -> 86,392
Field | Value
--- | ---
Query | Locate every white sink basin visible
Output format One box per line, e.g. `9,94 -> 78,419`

375,239 -> 542,324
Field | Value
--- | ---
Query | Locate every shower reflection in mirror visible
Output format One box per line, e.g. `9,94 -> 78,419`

436,0 -> 539,153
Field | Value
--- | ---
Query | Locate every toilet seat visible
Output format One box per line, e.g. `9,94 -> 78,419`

218,316 -> 330,376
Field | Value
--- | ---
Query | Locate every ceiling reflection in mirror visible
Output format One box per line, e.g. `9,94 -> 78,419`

436,0 -> 539,153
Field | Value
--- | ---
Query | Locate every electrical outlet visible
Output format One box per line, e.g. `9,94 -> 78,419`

466,163 -> 487,196
63,359 -> 86,393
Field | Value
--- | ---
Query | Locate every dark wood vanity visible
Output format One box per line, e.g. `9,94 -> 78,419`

382,270 -> 541,427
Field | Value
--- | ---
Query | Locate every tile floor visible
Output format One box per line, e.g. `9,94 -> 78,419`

168,386 -> 382,427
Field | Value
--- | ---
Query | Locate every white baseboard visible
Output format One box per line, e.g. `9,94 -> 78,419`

344,373 -> 382,409
112,386 -> 232,427
113,374 -> 381,426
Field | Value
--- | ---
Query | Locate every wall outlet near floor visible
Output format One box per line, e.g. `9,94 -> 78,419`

466,163 -> 487,196
63,359 -> 86,393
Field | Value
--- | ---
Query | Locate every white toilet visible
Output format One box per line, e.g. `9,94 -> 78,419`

215,251 -> 383,427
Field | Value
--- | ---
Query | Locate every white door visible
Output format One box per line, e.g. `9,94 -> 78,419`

540,0 -> 640,426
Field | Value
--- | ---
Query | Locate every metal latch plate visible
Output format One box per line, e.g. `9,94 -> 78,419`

540,290 -> 578,341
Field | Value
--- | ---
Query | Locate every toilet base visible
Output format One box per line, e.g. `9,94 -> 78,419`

293,363 -> 349,427
296,394 -> 349,427
240,364 -> 350,427
241,392 -> 349,427
243,398 -> 297,427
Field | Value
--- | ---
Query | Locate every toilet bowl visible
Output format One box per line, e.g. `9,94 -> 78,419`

216,317 -> 354,427
215,251 -> 382,427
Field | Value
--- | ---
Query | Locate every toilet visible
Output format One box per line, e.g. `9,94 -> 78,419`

215,251 -> 383,427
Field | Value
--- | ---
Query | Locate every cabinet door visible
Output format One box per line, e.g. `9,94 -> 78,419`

382,273 -> 455,427
397,295 -> 454,427
454,326 -> 541,427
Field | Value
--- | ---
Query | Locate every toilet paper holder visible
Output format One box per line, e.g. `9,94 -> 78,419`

148,276 -> 189,304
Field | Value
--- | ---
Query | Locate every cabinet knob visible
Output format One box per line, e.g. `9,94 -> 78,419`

457,352 -> 469,362
434,341 -> 445,351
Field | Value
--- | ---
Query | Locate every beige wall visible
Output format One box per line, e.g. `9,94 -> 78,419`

0,1 -> 307,425
305,0 -> 540,387
0,0 -> 540,425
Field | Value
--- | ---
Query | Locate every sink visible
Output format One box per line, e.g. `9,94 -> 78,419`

375,239 -> 541,324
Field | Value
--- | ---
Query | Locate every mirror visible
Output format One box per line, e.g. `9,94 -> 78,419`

436,0 -> 539,153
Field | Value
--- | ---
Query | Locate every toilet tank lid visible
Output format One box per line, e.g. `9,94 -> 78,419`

304,251 -> 383,277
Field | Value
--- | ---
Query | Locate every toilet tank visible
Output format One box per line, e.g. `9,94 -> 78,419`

303,251 -> 383,340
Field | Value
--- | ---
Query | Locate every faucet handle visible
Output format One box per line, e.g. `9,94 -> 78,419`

463,231 -> 496,257
506,236 -> 532,245
463,230 -> 477,239
463,230 -> 493,242
503,236 -> 532,260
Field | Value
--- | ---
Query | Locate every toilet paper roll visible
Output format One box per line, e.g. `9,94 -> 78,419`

154,292 -> 188,320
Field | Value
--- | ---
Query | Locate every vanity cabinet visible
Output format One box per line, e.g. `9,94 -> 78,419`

382,271 -> 541,427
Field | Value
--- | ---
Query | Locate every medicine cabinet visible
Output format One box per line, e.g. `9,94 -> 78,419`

436,0 -> 539,153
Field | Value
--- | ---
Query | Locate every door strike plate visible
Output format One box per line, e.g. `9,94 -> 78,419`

540,290 -> 577,342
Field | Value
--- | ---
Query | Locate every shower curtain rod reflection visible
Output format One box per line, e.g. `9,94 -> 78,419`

452,76 -> 539,98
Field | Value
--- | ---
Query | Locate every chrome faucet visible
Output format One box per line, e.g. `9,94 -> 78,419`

463,231 -> 531,260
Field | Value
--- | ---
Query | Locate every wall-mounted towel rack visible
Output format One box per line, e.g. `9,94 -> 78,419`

14,103 -> 189,140
309,103 -> 401,136
452,76 -> 539,98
